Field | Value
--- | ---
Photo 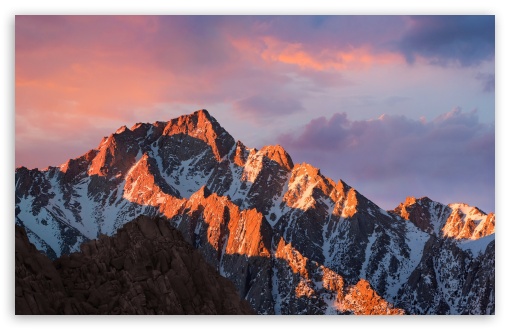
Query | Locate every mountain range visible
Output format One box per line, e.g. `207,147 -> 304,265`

15,109 -> 495,314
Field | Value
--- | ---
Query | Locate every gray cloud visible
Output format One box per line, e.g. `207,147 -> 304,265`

395,16 -> 495,66
233,94 -> 304,121
475,72 -> 495,93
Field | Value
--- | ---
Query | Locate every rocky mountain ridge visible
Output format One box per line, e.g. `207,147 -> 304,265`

15,109 -> 495,314
392,196 -> 495,240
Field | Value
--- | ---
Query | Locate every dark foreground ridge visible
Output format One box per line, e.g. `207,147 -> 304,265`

15,215 -> 255,315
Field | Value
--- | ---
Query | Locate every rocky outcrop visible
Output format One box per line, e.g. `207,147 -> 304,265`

162,108 -> 235,161
272,238 -> 404,315
395,236 -> 495,314
442,204 -> 495,240
391,197 -> 495,240
15,216 -> 254,315
15,225 -> 67,314
392,196 -> 449,235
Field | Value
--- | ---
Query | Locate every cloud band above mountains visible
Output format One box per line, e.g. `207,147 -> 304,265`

278,108 -> 494,212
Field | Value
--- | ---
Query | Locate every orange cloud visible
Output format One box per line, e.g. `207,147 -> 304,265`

259,36 -> 403,71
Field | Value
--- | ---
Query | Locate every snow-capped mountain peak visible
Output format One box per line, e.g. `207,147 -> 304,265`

15,110 -> 495,315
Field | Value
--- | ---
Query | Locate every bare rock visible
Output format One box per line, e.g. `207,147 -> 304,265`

15,217 -> 254,315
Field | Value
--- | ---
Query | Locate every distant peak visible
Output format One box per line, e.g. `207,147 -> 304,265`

404,196 -> 417,205
293,162 -> 321,176
115,125 -> 128,134
448,202 -> 470,208
164,109 -> 215,132
193,109 -> 211,119
401,196 -> 435,207
335,179 -> 351,192
230,140 -> 249,166
448,203 -> 486,216
416,196 -> 433,204
259,145 -> 294,171
130,122 -> 149,131
394,196 -> 436,220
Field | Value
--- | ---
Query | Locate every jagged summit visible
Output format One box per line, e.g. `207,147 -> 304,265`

443,203 -> 495,240
49,110 -> 236,178
393,196 -> 434,220
391,196 -> 495,240
163,109 -> 213,135
161,109 -> 235,160
259,145 -> 294,171
402,196 -> 432,206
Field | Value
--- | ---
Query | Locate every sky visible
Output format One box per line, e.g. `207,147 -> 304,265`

15,15 -> 495,213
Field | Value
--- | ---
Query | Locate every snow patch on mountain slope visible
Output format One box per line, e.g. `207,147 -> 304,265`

101,180 -> 132,235
265,172 -> 292,227
148,144 -> 213,198
457,233 -> 495,257
321,215 -> 347,266
224,162 -> 251,204
433,250 -> 457,314
383,221 -> 430,301
450,203 -> 480,218
168,149 -> 214,198
69,177 -> 98,237
242,150 -> 264,183
271,266 -> 282,315
359,232 -> 377,280
428,202 -> 448,235
322,294 -> 339,315
17,195 -> 59,253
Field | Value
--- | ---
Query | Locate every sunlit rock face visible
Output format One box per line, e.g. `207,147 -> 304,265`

16,109 -> 495,315
392,197 -> 495,240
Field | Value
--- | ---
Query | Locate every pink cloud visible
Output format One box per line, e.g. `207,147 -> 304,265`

260,36 -> 403,71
